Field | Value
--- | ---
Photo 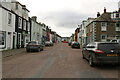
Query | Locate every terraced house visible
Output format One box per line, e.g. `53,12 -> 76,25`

0,1 -> 15,50
11,0 -> 30,48
31,16 -> 42,42
86,8 -> 120,44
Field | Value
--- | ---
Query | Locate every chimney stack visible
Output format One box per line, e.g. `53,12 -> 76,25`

31,16 -> 37,22
104,7 -> 106,13
97,12 -> 100,17
119,8 -> 120,12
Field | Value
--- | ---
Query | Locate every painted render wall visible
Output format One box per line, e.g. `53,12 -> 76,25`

0,4 -> 16,50
31,20 -> 42,42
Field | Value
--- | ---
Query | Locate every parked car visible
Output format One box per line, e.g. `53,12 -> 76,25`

111,39 -> 120,43
71,42 -> 80,48
63,41 -> 68,43
45,41 -> 54,46
26,41 -> 44,52
82,42 -> 120,67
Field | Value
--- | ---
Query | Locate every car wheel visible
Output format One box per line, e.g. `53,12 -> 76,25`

27,50 -> 30,52
41,48 -> 44,51
89,56 -> 95,67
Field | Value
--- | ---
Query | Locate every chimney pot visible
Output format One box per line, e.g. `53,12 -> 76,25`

31,16 -> 37,22
97,12 -> 100,17
104,7 -> 106,13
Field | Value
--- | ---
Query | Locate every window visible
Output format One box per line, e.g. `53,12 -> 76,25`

101,34 -> 107,41
93,22 -> 96,26
18,17 -> 22,28
16,3 -> 18,10
116,13 -> 119,18
8,13 -> 12,25
0,31 -> 6,48
23,20 -> 26,30
116,23 -> 120,31
90,24 -> 92,32
101,22 -> 107,31
27,22 -> 30,31
116,35 -> 120,38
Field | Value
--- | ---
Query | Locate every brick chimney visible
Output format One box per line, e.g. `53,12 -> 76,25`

97,12 -> 100,17
22,5 -> 26,8
31,16 -> 37,22
104,7 -> 106,13
118,8 -> 120,12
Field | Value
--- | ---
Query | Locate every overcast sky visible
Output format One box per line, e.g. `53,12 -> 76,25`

17,0 -> 120,37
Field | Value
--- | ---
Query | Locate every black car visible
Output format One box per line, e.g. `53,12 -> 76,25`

26,41 -> 44,52
71,42 -> 80,48
82,42 -> 120,67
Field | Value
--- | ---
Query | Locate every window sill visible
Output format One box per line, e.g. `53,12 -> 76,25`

102,30 -> 106,32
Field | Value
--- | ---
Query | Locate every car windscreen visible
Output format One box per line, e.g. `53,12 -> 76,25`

98,43 -> 120,53
28,41 -> 37,45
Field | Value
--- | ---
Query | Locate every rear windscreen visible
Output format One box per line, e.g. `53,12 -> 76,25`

74,42 -> 79,44
28,42 -> 37,45
98,43 -> 120,53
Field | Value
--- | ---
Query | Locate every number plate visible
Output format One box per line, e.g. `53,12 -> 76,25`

107,54 -> 118,56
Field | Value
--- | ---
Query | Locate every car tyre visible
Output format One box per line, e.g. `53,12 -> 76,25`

89,56 -> 95,67
41,48 -> 44,51
27,50 -> 30,52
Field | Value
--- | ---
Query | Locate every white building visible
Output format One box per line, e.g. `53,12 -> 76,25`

31,16 -> 42,42
0,1 -> 16,50
78,18 -> 95,46
118,1 -> 120,9
11,0 -> 30,48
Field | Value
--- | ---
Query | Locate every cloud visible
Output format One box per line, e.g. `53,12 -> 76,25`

17,0 -> 120,37
36,10 -> 95,37
39,10 -> 94,29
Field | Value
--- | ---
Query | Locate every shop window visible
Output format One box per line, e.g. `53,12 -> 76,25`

0,31 -> 6,49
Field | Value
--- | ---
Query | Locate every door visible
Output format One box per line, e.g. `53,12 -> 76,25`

7,32 -> 11,49
13,36 -> 15,49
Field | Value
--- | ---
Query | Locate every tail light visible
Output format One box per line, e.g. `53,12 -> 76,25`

94,49 -> 105,54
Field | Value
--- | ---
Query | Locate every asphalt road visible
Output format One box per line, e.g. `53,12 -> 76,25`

2,43 -> 120,78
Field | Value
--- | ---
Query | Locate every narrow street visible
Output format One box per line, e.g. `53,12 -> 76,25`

3,43 -> 120,78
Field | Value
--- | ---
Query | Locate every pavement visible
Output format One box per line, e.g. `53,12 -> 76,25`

2,48 -> 26,58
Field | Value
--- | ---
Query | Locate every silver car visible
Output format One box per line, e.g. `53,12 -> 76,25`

26,41 -> 44,52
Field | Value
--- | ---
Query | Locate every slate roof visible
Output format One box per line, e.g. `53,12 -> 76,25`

94,12 -> 114,22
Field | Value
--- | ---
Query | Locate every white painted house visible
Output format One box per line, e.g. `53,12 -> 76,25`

31,16 -> 42,42
0,1 -> 16,51
11,0 -> 30,48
